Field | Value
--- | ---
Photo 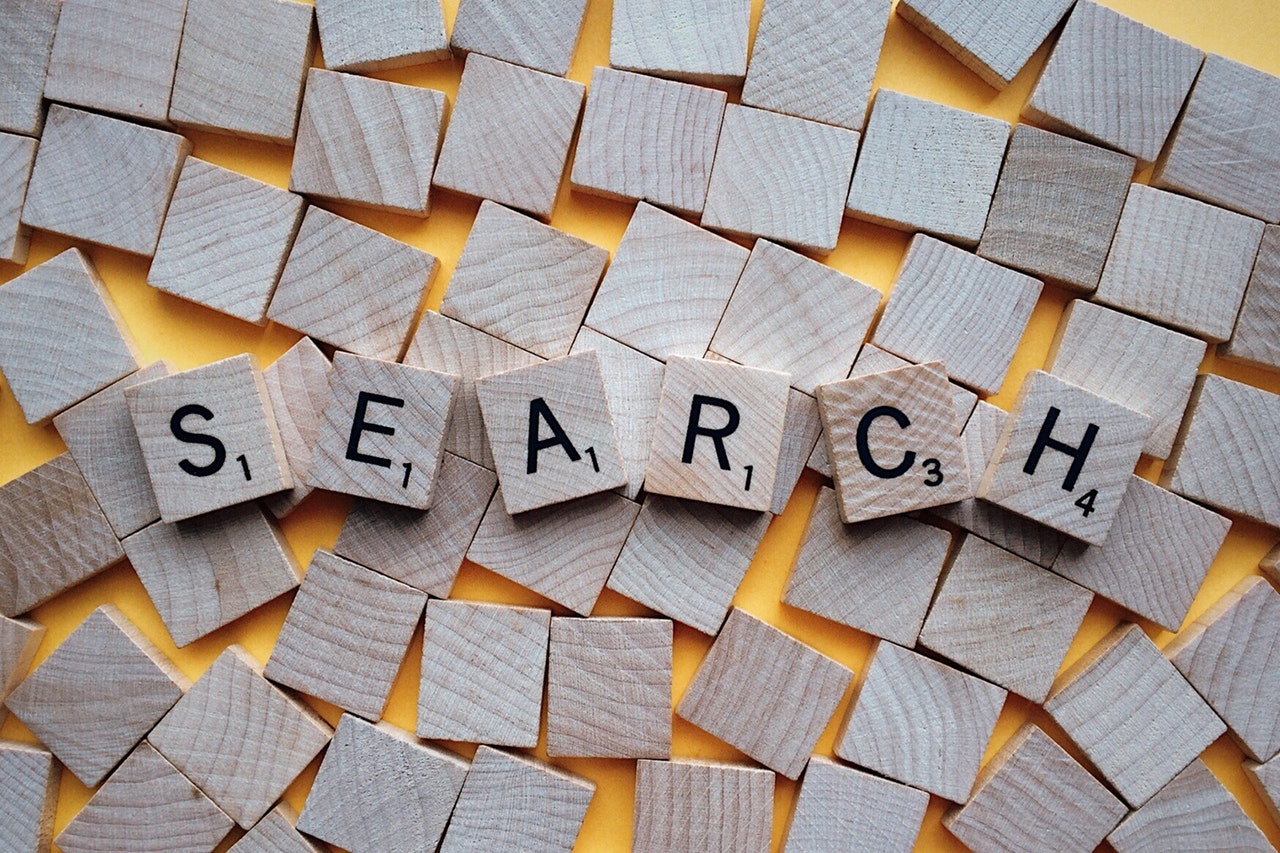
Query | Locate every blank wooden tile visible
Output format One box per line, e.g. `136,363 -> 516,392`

0,132 -> 37,265
229,805 -> 322,853
0,0 -> 60,136
1245,754 -> 1280,826
313,0 -> 449,73
679,608 -> 853,779
261,338 -> 330,518
633,759 -> 774,852
846,90 -> 1009,247
784,756 -> 929,853
170,0 -> 315,143
433,53 -> 584,220
943,723 -> 1127,853
442,201 -> 609,359
872,235 -> 1042,395
1044,623 -> 1226,807
0,616 -> 44,725
1222,224 -> 1280,373
417,600 -> 549,747
0,741 -> 57,853
978,125 -> 1134,292
1109,759 -> 1271,852
6,605 -> 188,788
834,640 -> 1006,801
1024,0 -> 1203,163
122,504 -> 302,648
451,0 -> 587,76
611,0 -> 750,86
264,550 -> 427,720
770,388 -> 823,515
22,105 -> 189,256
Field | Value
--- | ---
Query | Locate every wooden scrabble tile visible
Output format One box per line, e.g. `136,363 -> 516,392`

122,505 -> 302,648
1162,374 -> 1280,528
149,158 -> 307,325
22,105 -> 189,255
817,363 -> 972,523
261,338 -> 331,518
0,741 -> 58,853
335,453 -> 496,597
633,759 -> 774,851
43,0 -> 185,123
1024,0 -> 1203,162
943,723 -> 1127,853
417,600 -> 549,747
6,605 -> 188,787
0,454 -> 124,616
608,494 -> 771,635
1053,476 -> 1230,632
169,0 -> 315,143
783,756 -> 929,853
1245,753 -> 1280,825
978,126 -> 1134,292
433,53 -> 584,220
1108,759 -> 1271,852
846,90 -> 1009,247
1222,224 -> 1280,373
56,742 -> 234,853
442,201 -> 609,359
229,805 -> 322,853
0,616 -> 44,725
1154,53 -> 1280,223
451,0 -> 588,76
313,0 -> 449,73
150,646 -> 332,828
1043,623 -> 1226,807
0,132 -> 37,265
979,370 -> 1152,545
611,0 -> 750,85
784,486 -> 951,647
570,67 -> 726,217
871,235 -> 1042,395
847,343 -> 980,425
679,608 -> 853,779
771,388 -> 823,515
834,640 -> 1006,801
0,0 -> 60,137
269,208 -> 438,360
264,550 -> 426,720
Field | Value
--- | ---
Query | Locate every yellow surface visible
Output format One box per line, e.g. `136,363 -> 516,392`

4,0 -> 1280,849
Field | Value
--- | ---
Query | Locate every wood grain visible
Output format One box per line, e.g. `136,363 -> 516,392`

261,338 -> 331,518
313,0 -> 449,73
0,616 -> 44,726
610,0 -> 751,86
1222,224 -> 1280,373
633,759 -> 774,852
0,741 -> 57,853
0,132 -> 36,265
0,0 -> 60,136
1109,759 -> 1271,852
783,756 -> 928,853
450,0 -> 588,76
770,388 -> 823,515
228,805 -> 323,853
1245,754 -> 1280,826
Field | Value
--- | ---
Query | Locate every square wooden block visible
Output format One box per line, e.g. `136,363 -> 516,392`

417,600 -> 549,747
313,0 -> 449,73
442,201 -> 609,359
229,805 -> 322,853
846,90 -> 1009,247
770,387 -> 824,515
22,105 -> 189,255
0,615 -> 44,724
450,0 -> 587,76
0,0 -> 60,136
1245,754 -> 1280,826
264,550 -> 427,720
633,759 -> 774,852
1024,0 -> 1203,162
784,756 -> 929,853
433,53 -> 584,220
1222,224 -> 1280,373
611,0 -> 750,85
679,608 -> 853,779
261,338 -> 331,518
170,0 -> 315,143
0,741 -> 58,853
1109,759 -> 1270,852
0,132 -> 37,265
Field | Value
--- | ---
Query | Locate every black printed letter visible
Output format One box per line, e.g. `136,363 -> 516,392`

856,405 -> 915,479
346,391 -> 404,468
1023,406 -> 1097,492
527,397 -> 581,474
682,395 -> 740,470
171,404 -> 227,478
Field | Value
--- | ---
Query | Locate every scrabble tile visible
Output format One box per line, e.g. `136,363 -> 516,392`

836,343 -> 980,429
122,504 -> 302,648
546,616 -> 672,758
334,453 -> 497,597
0,616 -> 44,725
1043,623 -> 1226,807
298,714 -> 468,853
313,0 -> 449,73
442,201 -> 609,359
770,388 -> 824,515
56,742 -> 234,853
1095,183 -> 1265,342
6,606 -> 188,787
1222,224 -> 1280,373
633,759 -> 774,852
977,126 -> 1134,292
611,0 -> 750,86
1154,53 -> 1280,222
979,370 -> 1152,545
417,600 -> 549,747
0,132 -> 37,265
261,338 -> 331,518
784,486 -> 951,647
22,105 -> 190,255
43,0 -> 186,123
846,90 -> 1009,247
871,235 -> 1042,395
679,608 -> 853,779
0,0 -> 60,136
433,53 -> 584,220
229,805 -> 323,853
783,756 -> 929,853
570,67 -> 726,217
450,0 -> 588,76
264,550 -> 427,720
607,494 -> 772,635
1024,0 -> 1203,162
0,741 -> 58,853
149,158 -> 307,325
169,0 -> 315,143
834,640 -> 1006,801
441,746 -> 594,853
943,724 -> 1127,853
0,453 -> 123,616
1162,374 -> 1280,528
1245,754 -> 1280,825
1053,476 -> 1230,632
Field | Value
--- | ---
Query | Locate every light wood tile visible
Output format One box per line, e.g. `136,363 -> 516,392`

1245,753 -> 1280,826
228,805 -> 323,853
770,388 -> 823,515
610,0 -> 750,86
450,0 -> 587,76
0,616 -> 44,726
0,0 -> 60,136
313,0 -> 449,73
783,756 -> 929,853
1222,224 -> 1280,373
261,338 -> 331,518
1109,759 -> 1271,852
633,759 -> 774,852
0,741 -> 57,853
0,132 -> 37,265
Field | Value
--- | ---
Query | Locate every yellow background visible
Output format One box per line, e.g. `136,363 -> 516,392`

4,0 -> 1280,849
